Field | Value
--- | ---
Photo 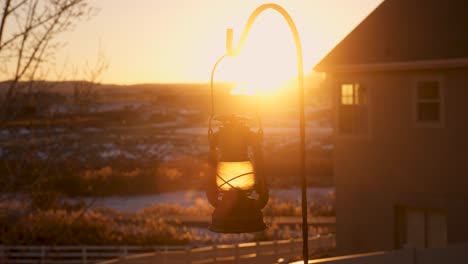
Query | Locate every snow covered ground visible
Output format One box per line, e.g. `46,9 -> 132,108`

77,187 -> 335,212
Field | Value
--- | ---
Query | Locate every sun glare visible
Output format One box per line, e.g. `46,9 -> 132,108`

230,83 -> 257,96
217,10 -> 297,96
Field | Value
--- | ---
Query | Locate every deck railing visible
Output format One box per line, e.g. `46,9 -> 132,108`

99,235 -> 335,264
0,234 -> 335,264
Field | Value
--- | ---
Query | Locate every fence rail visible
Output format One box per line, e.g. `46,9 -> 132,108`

0,245 -> 186,264
0,235 -> 335,264
100,235 -> 335,264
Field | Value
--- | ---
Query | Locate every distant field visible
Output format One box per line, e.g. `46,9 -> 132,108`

0,82 -> 333,196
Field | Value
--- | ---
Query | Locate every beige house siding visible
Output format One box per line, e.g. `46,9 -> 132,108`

329,68 -> 468,255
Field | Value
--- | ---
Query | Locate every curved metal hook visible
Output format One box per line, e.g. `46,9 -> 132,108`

208,54 -> 227,136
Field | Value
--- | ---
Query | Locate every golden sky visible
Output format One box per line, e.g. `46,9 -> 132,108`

55,0 -> 382,85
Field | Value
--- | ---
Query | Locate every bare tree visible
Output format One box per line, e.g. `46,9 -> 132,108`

0,0 -> 96,200
71,47 -> 109,114
0,0 -> 94,119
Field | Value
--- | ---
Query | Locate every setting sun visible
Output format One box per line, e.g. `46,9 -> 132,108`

219,9 -> 298,96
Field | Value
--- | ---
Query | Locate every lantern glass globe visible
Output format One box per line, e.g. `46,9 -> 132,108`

216,161 -> 255,190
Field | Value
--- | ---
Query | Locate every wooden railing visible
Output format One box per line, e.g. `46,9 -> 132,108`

100,235 -> 335,264
0,235 -> 335,264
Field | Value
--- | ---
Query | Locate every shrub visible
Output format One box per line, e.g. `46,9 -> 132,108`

0,207 -> 198,245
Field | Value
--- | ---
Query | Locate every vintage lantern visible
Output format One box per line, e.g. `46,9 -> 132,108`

206,114 -> 269,233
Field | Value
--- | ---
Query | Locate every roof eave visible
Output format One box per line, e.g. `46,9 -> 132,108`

314,58 -> 468,73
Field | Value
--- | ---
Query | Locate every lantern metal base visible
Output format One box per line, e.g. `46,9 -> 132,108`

209,191 -> 266,233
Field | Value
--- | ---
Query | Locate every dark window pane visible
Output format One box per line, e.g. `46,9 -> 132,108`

418,102 -> 439,122
418,81 -> 439,100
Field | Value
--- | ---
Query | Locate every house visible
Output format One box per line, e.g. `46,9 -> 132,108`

314,0 -> 468,256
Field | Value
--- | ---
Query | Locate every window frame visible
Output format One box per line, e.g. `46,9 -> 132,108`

336,82 -> 371,138
412,75 -> 445,128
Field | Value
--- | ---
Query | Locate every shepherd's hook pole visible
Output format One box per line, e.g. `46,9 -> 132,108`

221,4 -> 308,263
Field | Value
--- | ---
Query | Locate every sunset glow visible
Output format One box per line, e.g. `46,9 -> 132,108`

45,0 -> 383,85
222,10 -> 297,95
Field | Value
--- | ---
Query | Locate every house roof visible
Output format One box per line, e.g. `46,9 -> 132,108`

314,0 -> 468,72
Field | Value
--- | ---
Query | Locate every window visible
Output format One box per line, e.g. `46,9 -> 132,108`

415,80 -> 442,123
395,207 -> 447,249
339,83 -> 368,134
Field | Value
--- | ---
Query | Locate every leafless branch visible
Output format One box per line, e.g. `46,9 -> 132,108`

0,0 -> 95,120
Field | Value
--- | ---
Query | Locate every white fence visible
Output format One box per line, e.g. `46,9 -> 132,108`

289,242 -> 468,264
0,235 -> 335,264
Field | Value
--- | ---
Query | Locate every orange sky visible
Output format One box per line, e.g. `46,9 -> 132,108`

52,0 -> 382,85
